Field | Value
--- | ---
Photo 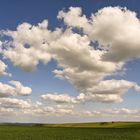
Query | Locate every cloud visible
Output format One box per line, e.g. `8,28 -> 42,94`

102,108 -> 140,115
41,92 -> 122,103
75,93 -> 123,103
0,93 -> 139,119
79,108 -> 140,117
86,79 -> 140,95
9,81 -> 32,96
41,79 -> 140,103
22,101 -> 75,116
0,98 -> 31,109
57,7 -> 91,34
2,20 -> 61,71
0,97 -> 139,118
0,108 -> 14,116
1,6 -> 140,104
53,70 -> 140,102
50,29 -> 121,73
59,6 -> 140,62
0,60 -> 10,76
41,93 -> 77,104
0,81 -> 32,97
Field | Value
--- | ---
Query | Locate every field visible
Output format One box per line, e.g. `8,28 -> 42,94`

0,122 -> 140,140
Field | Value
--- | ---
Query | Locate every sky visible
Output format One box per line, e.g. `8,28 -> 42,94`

0,0 -> 140,123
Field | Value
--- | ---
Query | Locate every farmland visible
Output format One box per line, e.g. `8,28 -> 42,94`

0,122 -> 140,140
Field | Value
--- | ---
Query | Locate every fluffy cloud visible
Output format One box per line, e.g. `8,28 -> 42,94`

0,81 -> 32,97
0,97 -> 139,118
0,108 -> 14,116
41,92 -> 123,104
86,80 -> 140,95
0,98 -> 31,109
59,6 -> 140,62
2,20 -> 62,71
102,108 -> 140,115
1,6 -> 140,104
79,108 -> 140,117
3,97 -> 137,117
50,29 -> 122,73
57,7 -> 91,34
76,93 -> 123,103
41,93 -> 77,104
41,79 -> 140,103
0,60 -> 10,76
9,81 -> 32,96
21,101 -> 74,116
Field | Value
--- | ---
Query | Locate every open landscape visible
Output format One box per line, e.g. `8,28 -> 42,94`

0,122 -> 140,140
0,0 -> 140,139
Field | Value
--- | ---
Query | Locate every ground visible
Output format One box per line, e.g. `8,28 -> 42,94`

0,122 -> 140,140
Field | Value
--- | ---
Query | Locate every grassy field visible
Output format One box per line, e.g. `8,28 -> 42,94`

0,122 -> 140,140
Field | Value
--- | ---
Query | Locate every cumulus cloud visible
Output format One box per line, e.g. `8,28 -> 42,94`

79,108 -> 140,117
0,97 -> 139,118
2,20 -> 62,71
86,80 -> 140,95
21,101 -> 75,116
1,6 -> 140,104
0,107 -> 14,116
59,6 -> 140,62
40,92 -> 120,104
0,98 -> 31,109
0,60 -> 10,76
76,93 -> 123,103
0,89 -> 139,119
57,7 -> 91,34
41,93 -> 77,104
50,29 -> 122,73
9,81 -> 32,96
41,79 -> 140,103
0,81 -> 32,97
102,108 -> 140,115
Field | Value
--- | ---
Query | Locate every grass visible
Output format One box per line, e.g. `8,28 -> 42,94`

45,121 -> 140,128
0,122 -> 140,140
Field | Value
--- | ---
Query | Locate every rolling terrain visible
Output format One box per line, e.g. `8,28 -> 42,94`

0,122 -> 140,140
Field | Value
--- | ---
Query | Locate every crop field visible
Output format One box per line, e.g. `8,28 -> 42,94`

0,122 -> 140,140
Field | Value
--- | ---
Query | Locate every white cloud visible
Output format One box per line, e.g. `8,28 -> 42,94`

51,29 -> 122,73
76,93 -> 123,103
0,107 -> 14,115
22,102 -> 75,116
78,108 -> 140,117
9,81 -> 32,96
0,98 -> 31,109
41,93 -> 77,104
0,95 -> 139,119
0,60 -> 10,76
0,98 -> 139,118
57,7 -> 91,33
41,92 -> 122,104
86,79 -> 140,95
0,82 -> 15,97
59,6 -> 140,62
1,6 -> 140,105
2,21 -> 62,71
0,81 -> 32,97
102,108 -> 140,115
41,79 -> 140,103
53,71 -> 140,103
1,6 -> 140,122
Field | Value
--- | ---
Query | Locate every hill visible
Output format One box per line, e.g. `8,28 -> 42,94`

44,121 -> 140,128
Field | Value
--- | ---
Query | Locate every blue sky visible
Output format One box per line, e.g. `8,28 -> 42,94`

0,0 -> 140,123
0,0 -> 140,29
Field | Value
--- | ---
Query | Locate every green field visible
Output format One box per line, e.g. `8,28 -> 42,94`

0,122 -> 140,140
